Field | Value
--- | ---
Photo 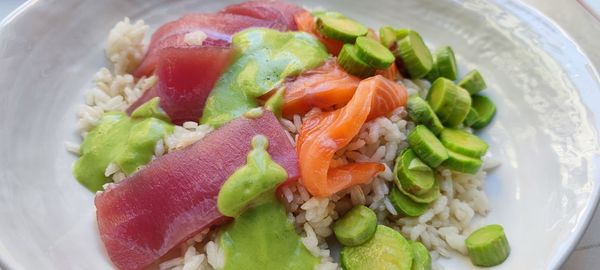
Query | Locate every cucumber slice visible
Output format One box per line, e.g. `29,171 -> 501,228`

471,95 -> 496,129
443,85 -> 471,127
395,149 -> 435,195
426,78 -> 458,123
409,158 -> 430,171
395,31 -> 433,78
333,205 -> 377,247
388,185 -> 429,217
355,36 -> 395,69
466,224 -> 510,267
463,107 -> 480,127
395,28 -> 412,39
393,152 -> 441,204
440,129 -> 488,158
409,240 -> 432,270
408,125 -> 448,168
458,70 -> 487,94
407,96 -> 444,136
366,28 -> 379,41
426,46 -> 458,81
379,26 -> 397,49
435,46 -> 458,80
424,62 -> 440,82
341,225 -> 414,270
396,176 -> 440,204
442,149 -> 483,174
316,16 -> 368,43
338,44 -> 376,78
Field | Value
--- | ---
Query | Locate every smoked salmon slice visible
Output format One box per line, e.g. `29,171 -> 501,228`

95,111 -> 299,270
296,75 -> 407,197
376,62 -> 401,81
365,74 -> 407,120
281,59 -> 361,118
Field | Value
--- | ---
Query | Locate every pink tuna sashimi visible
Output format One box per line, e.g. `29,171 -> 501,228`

127,46 -> 234,124
220,0 -> 305,30
95,110 -> 299,270
156,46 -> 233,124
133,13 -> 284,77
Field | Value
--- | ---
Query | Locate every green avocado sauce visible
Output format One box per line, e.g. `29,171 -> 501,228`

201,28 -> 329,127
217,135 -> 288,217
217,135 -> 319,270
264,87 -> 286,118
73,97 -> 174,191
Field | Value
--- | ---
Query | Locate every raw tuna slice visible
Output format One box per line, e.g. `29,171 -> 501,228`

128,46 -> 234,124
221,0 -> 305,30
95,110 -> 299,270
133,13 -> 283,77
156,46 -> 233,124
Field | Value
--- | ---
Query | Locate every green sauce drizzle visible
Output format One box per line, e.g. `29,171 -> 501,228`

72,98 -> 173,191
201,28 -> 328,127
217,135 -> 319,270
217,135 -> 287,217
264,87 -> 286,118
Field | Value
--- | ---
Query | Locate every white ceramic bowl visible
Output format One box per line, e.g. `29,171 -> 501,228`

1,0 -> 599,269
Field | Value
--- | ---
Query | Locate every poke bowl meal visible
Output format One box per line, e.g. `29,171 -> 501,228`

67,1 -> 507,269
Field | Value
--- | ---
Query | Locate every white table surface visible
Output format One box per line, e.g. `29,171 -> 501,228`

0,0 -> 599,269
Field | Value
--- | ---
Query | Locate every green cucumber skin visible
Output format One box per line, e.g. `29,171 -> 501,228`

338,44 -> 376,78
407,125 -> 449,168
341,225 -> 414,270
395,149 -> 435,195
442,149 -> 483,174
425,46 -> 458,82
440,128 -> 488,158
442,85 -> 471,127
355,36 -> 395,69
395,28 -> 412,39
427,78 -> 457,123
409,240 -> 433,270
396,32 -> 433,79
395,176 -> 440,204
398,166 -> 434,195
392,150 -> 440,203
424,62 -> 440,82
407,96 -> 444,136
468,235 -> 510,267
463,107 -> 480,127
393,155 -> 440,204
466,224 -> 510,267
388,185 -> 429,217
316,16 -> 368,43
471,95 -> 496,129
458,70 -> 487,94
333,205 -> 378,247
435,46 -> 458,81
379,26 -> 398,49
